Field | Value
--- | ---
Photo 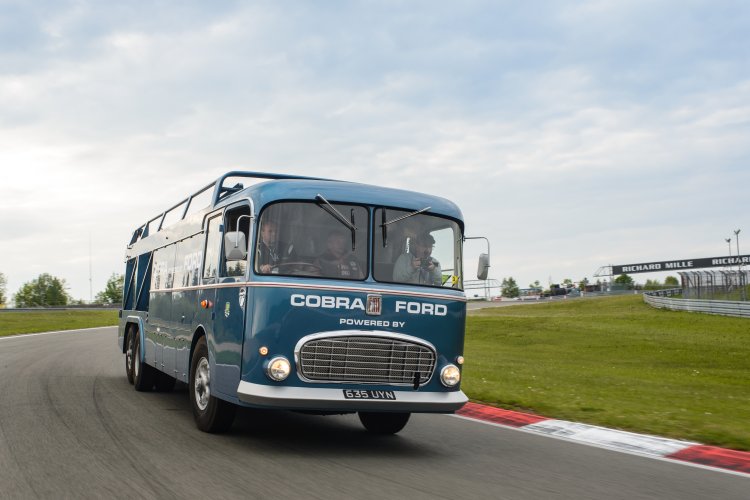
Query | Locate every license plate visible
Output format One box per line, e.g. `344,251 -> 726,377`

343,389 -> 396,400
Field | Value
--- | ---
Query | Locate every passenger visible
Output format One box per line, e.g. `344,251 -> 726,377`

392,232 -> 442,285
383,220 -> 418,264
316,230 -> 364,279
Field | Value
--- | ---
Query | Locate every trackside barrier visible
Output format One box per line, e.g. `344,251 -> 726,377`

643,291 -> 750,319
0,307 -> 120,313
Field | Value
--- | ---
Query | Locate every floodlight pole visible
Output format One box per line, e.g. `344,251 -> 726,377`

735,229 -> 741,260
726,238 -> 732,273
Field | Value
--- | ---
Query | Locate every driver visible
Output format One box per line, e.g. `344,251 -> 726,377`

392,232 -> 442,285
256,220 -> 295,273
316,230 -> 364,279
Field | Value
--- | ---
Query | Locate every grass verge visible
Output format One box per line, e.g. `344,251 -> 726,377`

0,310 -> 119,337
463,295 -> 750,451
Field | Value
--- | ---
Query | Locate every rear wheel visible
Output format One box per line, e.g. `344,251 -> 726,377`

125,327 -> 135,385
189,337 -> 236,433
133,332 -> 156,392
358,412 -> 411,434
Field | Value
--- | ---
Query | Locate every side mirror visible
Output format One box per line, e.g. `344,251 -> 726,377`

224,232 -> 247,260
477,253 -> 490,280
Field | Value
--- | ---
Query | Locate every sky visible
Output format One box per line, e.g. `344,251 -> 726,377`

1,0 -> 748,303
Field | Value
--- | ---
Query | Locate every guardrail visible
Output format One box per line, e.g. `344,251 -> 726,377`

0,306 -> 119,313
643,288 -> 682,297
643,290 -> 750,318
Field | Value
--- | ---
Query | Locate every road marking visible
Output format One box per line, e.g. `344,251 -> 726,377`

0,326 -> 116,341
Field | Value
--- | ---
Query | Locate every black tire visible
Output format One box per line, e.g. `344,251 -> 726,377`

133,332 -> 156,392
358,412 -> 411,434
189,336 -> 236,433
154,371 -> 176,392
125,327 -> 135,385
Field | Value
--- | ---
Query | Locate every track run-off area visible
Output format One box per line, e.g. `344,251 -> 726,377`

0,327 -> 747,499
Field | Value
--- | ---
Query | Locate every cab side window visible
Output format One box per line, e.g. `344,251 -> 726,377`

203,216 -> 222,280
221,206 -> 251,278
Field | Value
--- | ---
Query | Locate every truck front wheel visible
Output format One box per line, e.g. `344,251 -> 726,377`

358,412 -> 411,434
189,337 -> 236,433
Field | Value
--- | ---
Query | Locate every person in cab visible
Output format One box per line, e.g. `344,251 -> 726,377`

316,230 -> 364,279
393,232 -> 442,286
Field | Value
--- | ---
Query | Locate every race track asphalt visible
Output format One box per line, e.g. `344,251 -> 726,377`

0,327 -> 746,499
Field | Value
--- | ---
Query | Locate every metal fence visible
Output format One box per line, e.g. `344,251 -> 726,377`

464,279 -> 501,301
643,291 -> 750,318
679,270 -> 749,301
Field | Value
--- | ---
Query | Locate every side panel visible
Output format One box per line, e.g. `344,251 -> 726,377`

148,244 -> 177,370
171,235 -> 203,379
175,213 -> 222,384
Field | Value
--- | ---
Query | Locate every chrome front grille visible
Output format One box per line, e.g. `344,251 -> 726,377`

298,336 -> 436,385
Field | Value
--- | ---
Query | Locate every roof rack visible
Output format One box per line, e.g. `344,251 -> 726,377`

128,171 -> 335,246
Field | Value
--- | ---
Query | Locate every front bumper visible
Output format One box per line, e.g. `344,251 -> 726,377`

236,381 -> 468,412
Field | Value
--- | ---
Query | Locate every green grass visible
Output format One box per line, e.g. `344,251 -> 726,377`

463,295 -> 750,450
0,310 -> 119,337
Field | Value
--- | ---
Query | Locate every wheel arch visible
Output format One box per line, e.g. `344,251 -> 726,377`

189,325 -> 207,372
124,316 -> 147,362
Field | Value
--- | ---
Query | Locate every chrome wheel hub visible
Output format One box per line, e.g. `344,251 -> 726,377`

126,339 -> 134,372
194,357 -> 210,411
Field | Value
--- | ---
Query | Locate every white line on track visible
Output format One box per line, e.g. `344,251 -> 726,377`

0,326 -> 116,341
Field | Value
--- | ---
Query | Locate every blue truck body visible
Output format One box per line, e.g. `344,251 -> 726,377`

118,172 -> 469,431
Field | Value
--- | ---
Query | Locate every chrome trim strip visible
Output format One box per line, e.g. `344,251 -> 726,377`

293,330 -> 437,386
148,281 -> 467,302
236,380 -> 467,412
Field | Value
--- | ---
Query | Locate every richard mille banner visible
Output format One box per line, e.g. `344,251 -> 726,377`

612,255 -> 750,275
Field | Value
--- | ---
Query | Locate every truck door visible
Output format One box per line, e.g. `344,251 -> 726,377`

210,203 -> 252,397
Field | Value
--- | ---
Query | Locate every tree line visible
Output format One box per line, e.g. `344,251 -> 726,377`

0,272 -> 123,308
499,274 -> 680,298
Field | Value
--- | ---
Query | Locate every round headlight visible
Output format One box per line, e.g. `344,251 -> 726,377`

267,356 -> 291,381
440,364 -> 461,387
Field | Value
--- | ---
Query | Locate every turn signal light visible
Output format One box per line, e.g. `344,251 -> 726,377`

200,300 -> 213,309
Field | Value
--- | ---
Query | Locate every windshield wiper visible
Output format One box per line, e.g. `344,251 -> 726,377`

379,206 -> 431,247
315,194 -> 357,250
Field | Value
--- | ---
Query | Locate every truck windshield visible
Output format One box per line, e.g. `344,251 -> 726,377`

255,201 -> 369,280
373,208 -> 463,289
